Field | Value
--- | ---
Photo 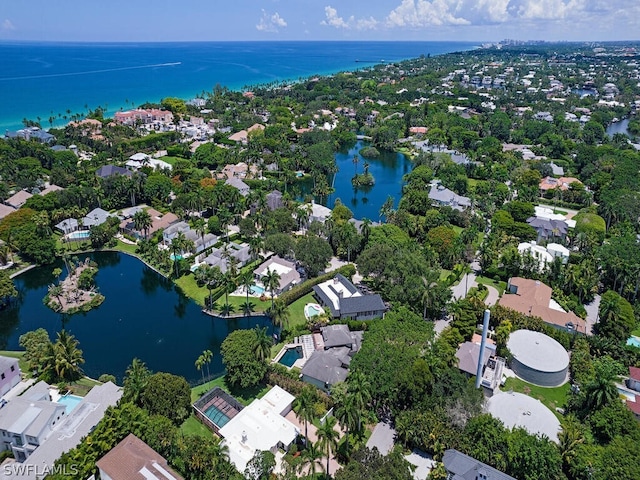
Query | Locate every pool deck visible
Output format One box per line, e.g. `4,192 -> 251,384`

272,334 -> 315,370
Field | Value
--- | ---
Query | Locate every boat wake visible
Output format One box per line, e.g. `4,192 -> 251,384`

0,62 -> 182,81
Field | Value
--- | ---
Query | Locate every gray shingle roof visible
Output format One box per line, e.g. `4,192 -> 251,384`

321,324 -> 354,349
526,217 -> 568,238
96,165 -> 133,178
340,294 -> 385,316
301,350 -> 348,386
443,449 -> 516,480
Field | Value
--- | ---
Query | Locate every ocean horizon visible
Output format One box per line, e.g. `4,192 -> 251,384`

0,40 -> 477,132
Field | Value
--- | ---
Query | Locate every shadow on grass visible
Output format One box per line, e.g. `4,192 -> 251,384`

191,375 -> 270,406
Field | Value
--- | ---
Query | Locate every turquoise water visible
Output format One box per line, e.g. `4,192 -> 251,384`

57,394 -> 83,414
204,403 -> 231,428
0,41 -> 476,131
169,254 -> 183,261
305,304 -> 323,317
67,231 -> 90,240
278,346 -> 303,368
250,285 -> 266,295
0,252 -> 273,383
627,336 -> 640,348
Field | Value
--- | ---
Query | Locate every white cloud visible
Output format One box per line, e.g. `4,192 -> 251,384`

256,10 -> 287,33
2,19 -> 16,31
356,16 -> 379,30
321,6 -> 351,29
386,0 -> 470,27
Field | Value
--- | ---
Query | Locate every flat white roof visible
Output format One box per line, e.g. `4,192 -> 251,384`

315,278 -> 361,311
486,391 -> 560,442
257,262 -> 292,278
219,386 -> 298,473
507,330 -> 569,373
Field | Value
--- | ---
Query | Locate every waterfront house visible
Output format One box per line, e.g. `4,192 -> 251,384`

253,256 -> 300,294
5,127 -> 55,145
499,277 -> 586,334
96,434 -> 183,480
0,355 -> 21,397
442,449 -> 516,480
55,218 -> 79,235
83,208 -> 113,228
201,243 -> 251,272
307,202 -> 332,224
114,108 -> 173,126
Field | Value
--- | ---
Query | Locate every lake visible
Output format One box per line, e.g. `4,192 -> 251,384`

297,140 -> 414,220
606,118 -> 631,137
0,252 -> 273,383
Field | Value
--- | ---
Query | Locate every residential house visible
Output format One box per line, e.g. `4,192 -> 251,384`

455,335 -> 504,393
266,190 -> 284,211
96,434 -> 183,480
539,176 -> 582,193
227,123 -> 265,144
114,109 -> 174,126
0,204 -> 16,220
96,164 -> 134,179
162,221 -> 217,254
119,207 -> 179,239
201,243 -> 251,272
428,181 -> 471,211
301,325 -> 363,392
442,449 -> 516,480
499,277 -> 586,334
0,381 -> 65,462
313,274 -> 386,320
4,382 -> 122,479
308,202 -> 332,224
219,385 -> 298,474
526,216 -> 569,242
39,184 -> 64,196
126,153 -> 172,172
225,177 -> 250,197
628,366 -> 640,393
0,355 -> 20,397
5,127 -> 56,144
5,191 -> 33,209
83,208 -> 113,228
253,256 -> 301,294
55,218 -> 79,234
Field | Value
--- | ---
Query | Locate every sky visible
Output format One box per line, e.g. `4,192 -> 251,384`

0,0 -> 638,43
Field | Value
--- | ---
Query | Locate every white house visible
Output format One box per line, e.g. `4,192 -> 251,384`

219,386 -> 298,474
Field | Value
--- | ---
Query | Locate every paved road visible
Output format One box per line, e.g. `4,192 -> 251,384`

366,421 -> 396,455
451,272 -> 478,300
484,285 -> 500,306
583,294 -> 601,335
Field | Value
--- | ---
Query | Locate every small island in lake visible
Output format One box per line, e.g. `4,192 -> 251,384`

45,258 -> 105,314
351,160 -> 375,187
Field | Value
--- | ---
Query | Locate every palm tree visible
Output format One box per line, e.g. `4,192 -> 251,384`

334,393 -> 358,455
240,300 -> 256,315
253,326 -> 272,362
346,371 -> 371,433
585,371 -> 618,411
293,386 -> 317,440
170,232 -> 187,277
54,330 -> 85,381
248,236 -> 263,262
221,271 -> 236,311
301,440 -> 325,477
316,415 -> 339,477
202,349 -> 213,381
133,209 -> 153,239
269,298 -> 290,330
123,358 -> 151,406
205,266 -> 222,309
263,267 -> 281,309
360,217 -> 372,246
421,270 -> 440,320
48,284 -> 64,310
240,270 -> 255,312
558,416 -> 585,475
193,217 -> 207,248
195,355 -> 205,385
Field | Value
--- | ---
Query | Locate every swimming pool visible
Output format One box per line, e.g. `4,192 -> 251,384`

169,254 -> 183,261
57,394 -> 83,414
304,303 -> 324,319
278,346 -> 303,368
627,336 -> 640,348
251,284 -> 266,295
67,231 -> 90,240
204,403 -> 232,428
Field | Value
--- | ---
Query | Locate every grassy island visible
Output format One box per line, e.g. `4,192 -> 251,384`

44,258 -> 104,314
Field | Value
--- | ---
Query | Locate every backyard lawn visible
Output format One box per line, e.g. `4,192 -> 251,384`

190,375 -> 270,406
476,275 -> 507,295
502,377 -> 569,418
286,292 -> 317,329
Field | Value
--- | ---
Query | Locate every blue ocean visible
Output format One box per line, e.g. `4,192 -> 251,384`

0,41 -> 476,131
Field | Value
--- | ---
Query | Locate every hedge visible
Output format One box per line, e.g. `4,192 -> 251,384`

279,264 -> 357,306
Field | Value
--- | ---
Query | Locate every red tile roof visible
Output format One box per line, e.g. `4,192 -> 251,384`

626,399 -> 640,416
629,366 -> 640,382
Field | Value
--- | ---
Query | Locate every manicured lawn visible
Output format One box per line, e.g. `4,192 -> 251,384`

180,415 -> 215,438
286,292 -> 317,329
112,239 -> 139,256
175,275 -> 208,306
476,275 -> 507,295
0,350 -> 28,375
503,377 -> 569,418
159,156 -> 183,166
223,295 -> 272,315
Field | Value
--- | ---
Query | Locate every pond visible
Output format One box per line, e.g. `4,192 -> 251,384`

297,140 -> 413,220
0,252 -> 273,383
606,118 -> 631,137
